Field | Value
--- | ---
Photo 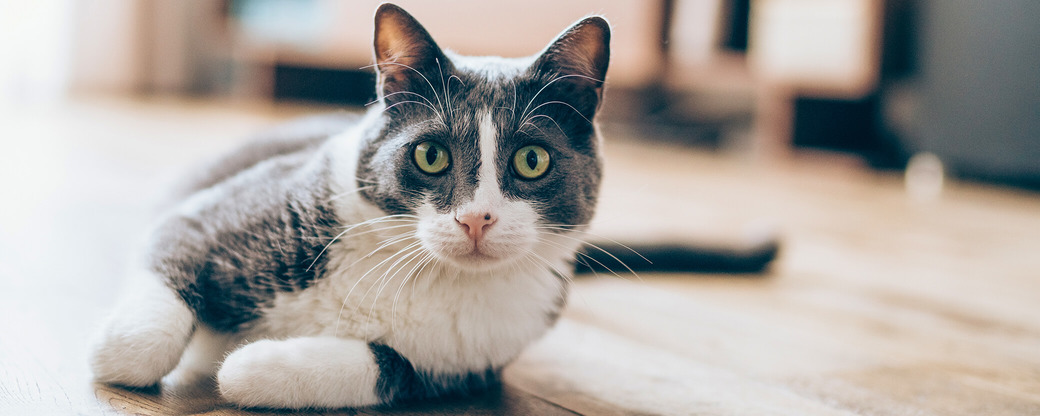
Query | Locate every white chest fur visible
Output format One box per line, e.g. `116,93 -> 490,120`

253,230 -> 569,374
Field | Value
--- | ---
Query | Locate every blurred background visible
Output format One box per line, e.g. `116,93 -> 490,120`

2,0 -> 1038,188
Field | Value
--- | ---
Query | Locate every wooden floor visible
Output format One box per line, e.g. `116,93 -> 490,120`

2,96 -> 1039,415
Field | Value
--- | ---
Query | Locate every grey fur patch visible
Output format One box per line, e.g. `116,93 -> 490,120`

152,137 -> 341,332
370,343 -> 498,404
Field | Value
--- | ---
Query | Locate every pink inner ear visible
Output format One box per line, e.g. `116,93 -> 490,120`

372,5 -> 450,94
570,21 -> 608,56
375,15 -> 415,66
535,17 -> 610,86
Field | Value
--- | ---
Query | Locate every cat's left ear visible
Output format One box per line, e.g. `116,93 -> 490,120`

531,16 -> 611,97
372,3 -> 452,100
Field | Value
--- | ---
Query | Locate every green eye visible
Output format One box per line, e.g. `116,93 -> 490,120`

513,145 -> 551,179
414,141 -> 450,174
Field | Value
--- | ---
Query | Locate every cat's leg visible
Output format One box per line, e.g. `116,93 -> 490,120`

216,337 -> 383,408
90,272 -> 195,387
217,337 -> 498,409
166,325 -> 236,386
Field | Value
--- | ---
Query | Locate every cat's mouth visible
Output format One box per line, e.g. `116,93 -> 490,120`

422,238 -> 526,271
458,250 -> 499,262
445,245 -> 508,269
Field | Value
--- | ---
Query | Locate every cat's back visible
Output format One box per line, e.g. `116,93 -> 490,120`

170,113 -> 360,203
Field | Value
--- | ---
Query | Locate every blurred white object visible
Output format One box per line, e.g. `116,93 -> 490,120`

0,1 -> 74,102
905,152 -> 945,203
748,0 -> 882,98
670,0 -> 725,68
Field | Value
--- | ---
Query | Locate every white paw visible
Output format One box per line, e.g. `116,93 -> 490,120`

90,331 -> 184,387
217,337 -> 382,409
216,340 -> 292,407
90,282 -> 195,387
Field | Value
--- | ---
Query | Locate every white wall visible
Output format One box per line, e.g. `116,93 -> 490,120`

0,1 -> 76,102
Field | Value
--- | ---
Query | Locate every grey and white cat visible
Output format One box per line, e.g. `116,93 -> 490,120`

91,3 -> 611,409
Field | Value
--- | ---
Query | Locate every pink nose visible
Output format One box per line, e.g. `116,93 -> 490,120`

455,212 -> 497,242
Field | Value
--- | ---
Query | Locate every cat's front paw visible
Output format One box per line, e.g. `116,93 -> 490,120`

90,278 -> 196,387
217,340 -> 291,408
217,337 -> 382,409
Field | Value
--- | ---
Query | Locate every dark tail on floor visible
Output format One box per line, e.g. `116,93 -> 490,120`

575,236 -> 780,275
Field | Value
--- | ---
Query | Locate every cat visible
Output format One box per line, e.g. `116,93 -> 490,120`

90,3 -> 776,410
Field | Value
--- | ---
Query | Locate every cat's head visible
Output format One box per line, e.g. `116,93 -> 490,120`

356,4 -> 609,271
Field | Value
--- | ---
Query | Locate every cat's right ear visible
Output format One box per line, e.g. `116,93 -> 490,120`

372,3 -> 451,100
532,16 -> 611,94
529,16 -> 611,120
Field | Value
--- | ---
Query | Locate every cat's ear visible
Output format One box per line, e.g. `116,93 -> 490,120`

372,3 -> 452,100
532,16 -> 611,94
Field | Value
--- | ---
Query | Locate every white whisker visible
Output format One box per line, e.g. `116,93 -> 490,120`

390,249 -> 433,333
331,231 -> 418,336
511,78 -> 518,123
373,90 -> 438,110
408,251 -> 438,298
326,187 -> 374,204
537,236 -> 628,281
308,215 -> 416,273
519,249 -> 573,285
383,100 -> 440,116
537,225 -> 651,265
518,73 -> 602,124
437,58 -> 451,121
360,243 -> 425,337
543,233 -> 644,282
373,61 -> 446,125
519,114 -> 564,137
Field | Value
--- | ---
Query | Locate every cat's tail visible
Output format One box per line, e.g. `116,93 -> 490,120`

575,227 -> 780,275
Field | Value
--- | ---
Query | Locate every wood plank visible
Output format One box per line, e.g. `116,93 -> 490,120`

507,319 -> 857,415
90,380 -> 576,416
555,277 -> 1040,415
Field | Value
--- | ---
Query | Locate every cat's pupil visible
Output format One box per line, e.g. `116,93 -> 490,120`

426,147 -> 439,165
525,150 -> 538,170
